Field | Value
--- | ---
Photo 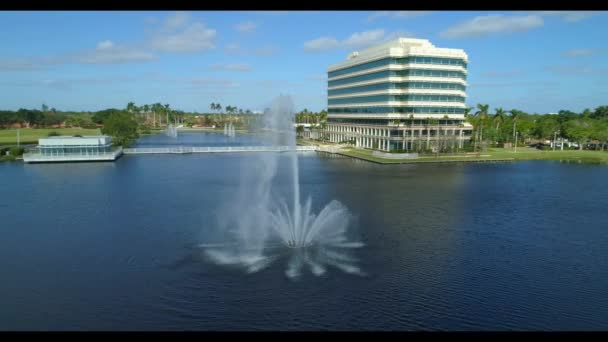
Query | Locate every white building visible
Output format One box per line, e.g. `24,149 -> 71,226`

23,135 -> 123,163
324,38 -> 473,152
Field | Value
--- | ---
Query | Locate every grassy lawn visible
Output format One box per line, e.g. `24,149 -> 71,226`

0,128 -> 101,145
486,147 -> 608,164
339,148 -> 513,164
335,146 -> 608,164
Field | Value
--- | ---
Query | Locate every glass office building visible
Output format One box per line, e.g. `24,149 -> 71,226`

325,38 -> 473,152
23,135 -> 122,163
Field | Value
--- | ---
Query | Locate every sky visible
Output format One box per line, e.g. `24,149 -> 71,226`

0,10 -> 607,114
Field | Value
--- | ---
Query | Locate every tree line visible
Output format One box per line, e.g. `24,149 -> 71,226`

466,104 -> 608,150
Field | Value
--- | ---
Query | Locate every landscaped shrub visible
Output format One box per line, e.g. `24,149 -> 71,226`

0,147 -> 9,156
47,131 -> 60,137
9,147 -> 25,156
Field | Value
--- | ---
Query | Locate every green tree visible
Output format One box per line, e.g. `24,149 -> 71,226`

534,117 -> 560,141
564,118 -> 593,150
591,106 -> 608,119
101,111 -> 140,147
590,120 -> 608,150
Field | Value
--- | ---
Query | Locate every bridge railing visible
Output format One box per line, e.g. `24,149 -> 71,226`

122,145 -> 318,154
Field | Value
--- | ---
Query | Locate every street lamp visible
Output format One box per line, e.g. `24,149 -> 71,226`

553,131 -> 558,151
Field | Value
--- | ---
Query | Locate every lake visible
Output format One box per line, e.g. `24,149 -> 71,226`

1,132 -> 607,330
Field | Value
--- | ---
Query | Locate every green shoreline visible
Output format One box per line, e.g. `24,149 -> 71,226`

331,147 -> 608,165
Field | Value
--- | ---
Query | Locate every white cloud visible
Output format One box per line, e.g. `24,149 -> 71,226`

343,29 -> 386,48
183,78 -> 241,89
304,37 -> 340,52
225,43 -> 241,54
537,11 -> 601,23
1,41 -> 154,70
546,65 -> 608,76
150,22 -> 216,53
211,63 -> 251,72
440,14 -> 544,39
304,29 -> 411,52
366,11 -> 431,22
224,43 -> 279,56
72,41 -> 155,64
96,40 -> 114,50
563,48 -> 604,57
2,76 -> 137,91
164,11 -> 191,29
254,44 -> 278,56
235,21 -> 258,34
385,30 -> 414,41
0,58 -> 41,71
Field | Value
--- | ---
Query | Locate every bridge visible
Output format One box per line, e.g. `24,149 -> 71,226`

122,145 -> 332,155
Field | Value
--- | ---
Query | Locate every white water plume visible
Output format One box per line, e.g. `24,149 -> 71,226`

201,95 -> 364,280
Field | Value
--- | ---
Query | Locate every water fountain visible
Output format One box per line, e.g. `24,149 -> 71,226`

200,95 -> 364,280
166,124 -> 178,138
224,123 -> 228,136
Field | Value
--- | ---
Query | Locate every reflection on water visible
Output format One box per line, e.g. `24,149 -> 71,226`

1,132 -> 608,330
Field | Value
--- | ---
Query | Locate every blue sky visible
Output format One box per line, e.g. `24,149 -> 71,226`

1,10 -> 607,114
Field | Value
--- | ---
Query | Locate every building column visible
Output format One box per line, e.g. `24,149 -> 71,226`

459,130 -> 464,148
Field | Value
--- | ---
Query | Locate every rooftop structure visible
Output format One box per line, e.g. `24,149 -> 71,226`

23,135 -> 123,163
323,38 -> 473,152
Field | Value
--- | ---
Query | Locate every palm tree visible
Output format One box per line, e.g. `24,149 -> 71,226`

494,107 -> 506,143
152,103 -> 163,127
143,104 -> 150,124
510,109 -> 522,143
126,102 -> 136,114
164,104 -> 170,126
210,102 -> 216,114
475,103 -> 490,151
464,107 -> 473,117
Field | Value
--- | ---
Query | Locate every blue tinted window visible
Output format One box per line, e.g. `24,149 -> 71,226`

328,94 -> 465,105
328,56 -> 467,78
329,82 -> 466,96
328,106 -> 465,114
328,69 -> 466,87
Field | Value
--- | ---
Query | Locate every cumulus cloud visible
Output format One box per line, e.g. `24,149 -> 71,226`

440,14 -> 544,39
73,40 -> 155,64
342,29 -> 386,48
210,63 -> 251,72
304,37 -> 340,52
235,21 -> 258,34
254,44 -> 279,56
546,65 -> 608,76
225,43 -> 279,56
563,48 -> 605,57
537,11 -> 601,23
304,29 -> 413,52
149,22 -> 216,53
2,12 -> 219,72
225,43 -> 241,54
0,58 -> 41,71
365,11 -> 431,23
164,11 -> 191,29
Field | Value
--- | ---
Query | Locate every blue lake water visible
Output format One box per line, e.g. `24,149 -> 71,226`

1,132 -> 607,330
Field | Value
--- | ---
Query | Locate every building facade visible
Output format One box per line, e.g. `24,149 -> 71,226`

325,38 -> 473,152
23,135 -> 122,163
